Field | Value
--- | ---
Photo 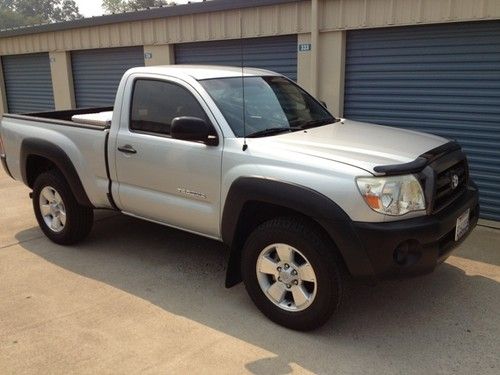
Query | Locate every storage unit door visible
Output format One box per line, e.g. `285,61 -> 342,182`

71,47 -> 144,108
2,53 -> 54,113
344,21 -> 500,221
175,35 -> 297,81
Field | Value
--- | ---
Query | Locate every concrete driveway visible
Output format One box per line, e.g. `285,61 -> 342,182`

0,168 -> 499,374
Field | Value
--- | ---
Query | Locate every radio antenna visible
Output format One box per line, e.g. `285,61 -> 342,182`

239,10 -> 248,151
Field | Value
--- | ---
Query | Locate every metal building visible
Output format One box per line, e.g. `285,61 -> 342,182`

175,35 -> 298,81
71,47 -> 145,107
344,21 -> 500,222
0,0 -> 499,223
2,52 -> 54,113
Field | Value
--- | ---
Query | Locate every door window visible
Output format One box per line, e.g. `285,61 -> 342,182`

130,79 -> 207,135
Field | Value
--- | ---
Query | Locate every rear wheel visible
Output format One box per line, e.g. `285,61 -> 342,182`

242,217 -> 344,331
33,170 -> 94,245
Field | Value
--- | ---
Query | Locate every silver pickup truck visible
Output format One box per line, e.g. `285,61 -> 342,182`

0,65 -> 479,330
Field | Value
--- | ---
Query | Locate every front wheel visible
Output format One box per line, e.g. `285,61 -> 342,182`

241,217 -> 344,331
33,170 -> 94,245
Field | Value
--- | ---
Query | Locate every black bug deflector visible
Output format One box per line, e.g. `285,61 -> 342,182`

374,141 -> 462,176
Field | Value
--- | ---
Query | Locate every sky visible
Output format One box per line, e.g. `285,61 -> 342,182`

75,0 -> 203,18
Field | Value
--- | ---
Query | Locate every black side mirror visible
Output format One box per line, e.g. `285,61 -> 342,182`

171,116 -> 217,145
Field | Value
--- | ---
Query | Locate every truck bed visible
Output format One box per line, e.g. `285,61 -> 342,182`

2,107 -> 114,130
0,106 -> 114,209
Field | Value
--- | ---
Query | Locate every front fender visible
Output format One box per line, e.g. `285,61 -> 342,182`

221,177 -> 375,287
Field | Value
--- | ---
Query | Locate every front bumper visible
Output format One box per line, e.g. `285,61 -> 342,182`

351,184 -> 479,279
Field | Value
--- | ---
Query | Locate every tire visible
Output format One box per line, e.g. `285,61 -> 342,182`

241,217 -> 344,331
32,170 -> 94,245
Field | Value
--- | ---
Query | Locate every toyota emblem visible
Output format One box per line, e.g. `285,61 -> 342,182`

451,174 -> 459,190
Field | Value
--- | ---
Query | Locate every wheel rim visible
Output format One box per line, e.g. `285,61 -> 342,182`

256,243 -> 317,312
39,186 -> 66,233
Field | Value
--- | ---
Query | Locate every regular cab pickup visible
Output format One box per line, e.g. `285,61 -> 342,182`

0,65 -> 479,330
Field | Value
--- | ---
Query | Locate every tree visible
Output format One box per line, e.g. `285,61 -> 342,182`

0,8 -> 41,29
102,0 -> 174,14
56,0 -> 82,21
0,0 -> 82,29
128,0 -> 169,10
102,0 -> 127,14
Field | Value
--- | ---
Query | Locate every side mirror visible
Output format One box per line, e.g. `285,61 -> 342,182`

171,116 -> 217,145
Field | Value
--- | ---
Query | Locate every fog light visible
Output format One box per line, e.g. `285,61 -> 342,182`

393,240 -> 422,266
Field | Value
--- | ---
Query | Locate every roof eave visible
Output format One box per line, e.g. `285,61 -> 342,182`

0,0 -> 303,38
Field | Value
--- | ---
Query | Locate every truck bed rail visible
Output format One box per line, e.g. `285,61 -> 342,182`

2,106 -> 113,131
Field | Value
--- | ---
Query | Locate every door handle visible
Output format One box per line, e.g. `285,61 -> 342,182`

117,144 -> 137,154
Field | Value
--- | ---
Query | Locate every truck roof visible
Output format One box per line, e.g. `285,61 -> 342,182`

126,65 -> 280,80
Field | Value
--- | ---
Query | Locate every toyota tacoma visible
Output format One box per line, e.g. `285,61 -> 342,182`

0,65 -> 479,330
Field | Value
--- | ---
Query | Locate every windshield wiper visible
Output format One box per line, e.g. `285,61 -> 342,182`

246,127 -> 292,138
296,118 -> 337,130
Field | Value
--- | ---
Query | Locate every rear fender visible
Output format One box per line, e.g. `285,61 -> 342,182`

20,138 -> 93,207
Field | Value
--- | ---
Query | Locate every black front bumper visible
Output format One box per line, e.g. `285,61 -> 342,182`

350,184 -> 479,279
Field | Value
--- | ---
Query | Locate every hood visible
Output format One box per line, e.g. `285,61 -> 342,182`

258,119 -> 448,174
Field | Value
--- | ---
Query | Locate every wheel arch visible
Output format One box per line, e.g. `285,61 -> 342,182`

221,177 -> 375,287
20,138 -> 93,207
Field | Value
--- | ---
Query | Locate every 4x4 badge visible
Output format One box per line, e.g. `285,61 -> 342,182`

177,187 -> 207,199
451,174 -> 459,190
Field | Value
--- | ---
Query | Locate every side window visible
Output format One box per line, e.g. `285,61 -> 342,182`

130,79 -> 207,135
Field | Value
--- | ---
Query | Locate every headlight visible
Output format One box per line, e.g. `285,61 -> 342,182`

356,174 -> 425,216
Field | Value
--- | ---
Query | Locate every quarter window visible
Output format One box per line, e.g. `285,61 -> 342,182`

130,79 -> 207,135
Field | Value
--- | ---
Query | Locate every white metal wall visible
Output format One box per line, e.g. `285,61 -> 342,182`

1,0 -> 499,56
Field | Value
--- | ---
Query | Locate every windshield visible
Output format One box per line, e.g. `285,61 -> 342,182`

199,76 -> 335,137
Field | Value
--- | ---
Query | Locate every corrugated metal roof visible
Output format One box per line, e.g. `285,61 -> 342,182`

0,0 -> 303,38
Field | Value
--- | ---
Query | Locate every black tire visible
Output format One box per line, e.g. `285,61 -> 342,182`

241,217 -> 344,331
32,170 -> 94,245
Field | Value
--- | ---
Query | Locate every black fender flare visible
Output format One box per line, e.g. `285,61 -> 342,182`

221,177 -> 375,287
20,138 -> 93,207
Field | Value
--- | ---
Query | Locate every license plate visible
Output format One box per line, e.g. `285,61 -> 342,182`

455,208 -> 470,241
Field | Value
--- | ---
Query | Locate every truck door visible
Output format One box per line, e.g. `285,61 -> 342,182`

113,75 -> 223,238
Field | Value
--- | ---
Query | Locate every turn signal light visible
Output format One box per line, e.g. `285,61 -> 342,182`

363,194 -> 380,209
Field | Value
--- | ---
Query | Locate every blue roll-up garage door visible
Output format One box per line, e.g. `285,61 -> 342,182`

344,21 -> 500,221
2,53 -> 54,113
72,47 -> 144,108
175,35 -> 297,81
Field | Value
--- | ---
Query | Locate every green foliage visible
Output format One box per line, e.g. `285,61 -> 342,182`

0,0 -> 82,29
102,0 -> 174,14
128,0 -> 169,10
102,0 -> 127,14
55,0 -> 82,21
0,8 -> 42,29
